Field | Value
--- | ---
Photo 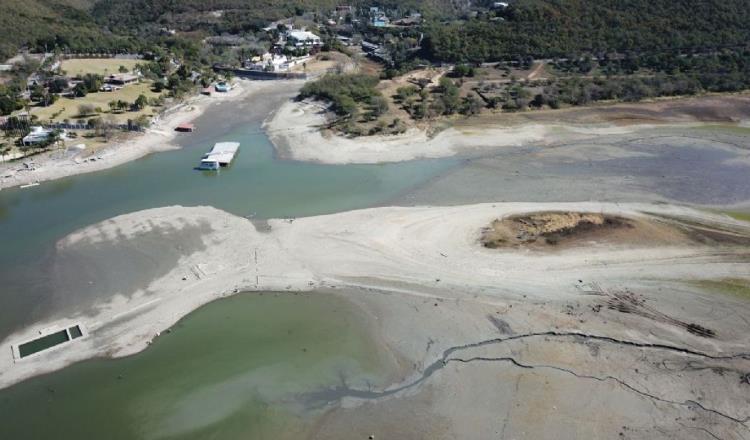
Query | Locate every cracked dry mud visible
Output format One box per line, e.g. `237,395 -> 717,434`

309,288 -> 750,440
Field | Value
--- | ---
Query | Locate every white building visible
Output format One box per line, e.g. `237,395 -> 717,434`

245,53 -> 291,71
22,126 -> 65,146
286,30 -> 322,47
245,53 -> 312,72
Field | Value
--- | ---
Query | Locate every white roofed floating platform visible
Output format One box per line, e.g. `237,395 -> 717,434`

197,142 -> 240,170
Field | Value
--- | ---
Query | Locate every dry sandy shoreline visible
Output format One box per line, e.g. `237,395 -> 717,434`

1,201 -> 748,390
265,95 -> 750,164
0,80 -> 283,190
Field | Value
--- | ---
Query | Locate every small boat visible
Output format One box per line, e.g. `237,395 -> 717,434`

20,182 -> 40,189
175,122 -> 195,133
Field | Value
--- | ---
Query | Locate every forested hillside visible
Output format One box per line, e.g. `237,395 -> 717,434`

0,0 -> 137,59
425,0 -> 750,62
91,0 -> 457,35
3,0 -> 750,65
0,0 -> 455,59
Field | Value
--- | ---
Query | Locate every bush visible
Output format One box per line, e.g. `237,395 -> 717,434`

395,85 -> 418,102
78,103 -> 97,116
452,64 -> 475,77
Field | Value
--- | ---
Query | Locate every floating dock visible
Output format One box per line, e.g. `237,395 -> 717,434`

198,142 -> 240,170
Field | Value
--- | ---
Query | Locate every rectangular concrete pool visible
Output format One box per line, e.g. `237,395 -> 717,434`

15,325 -> 85,359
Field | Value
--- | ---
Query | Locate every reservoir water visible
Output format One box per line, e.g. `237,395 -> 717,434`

0,89 -> 453,438
0,92 -> 455,337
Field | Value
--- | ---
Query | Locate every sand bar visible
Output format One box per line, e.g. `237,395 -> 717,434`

1,201 -> 748,389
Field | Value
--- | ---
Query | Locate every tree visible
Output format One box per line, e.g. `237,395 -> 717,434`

47,129 -> 63,147
438,78 -> 460,115
453,64 -> 475,77
48,78 -> 69,94
82,74 -> 103,93
460,95 -> 483,115
133,94 -> 148,110
88,117 -> 103,129
530,94 -> 546,108
0,94 -> 21,116
133,114 -> 151,128
118,65 -> 129,73
371,95 -> 389,117
73,83 -> 88,98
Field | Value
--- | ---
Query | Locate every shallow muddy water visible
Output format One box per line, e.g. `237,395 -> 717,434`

400,129 -> 750,207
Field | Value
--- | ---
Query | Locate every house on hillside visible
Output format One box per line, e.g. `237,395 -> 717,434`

286,30 -> 322,47
245,53 -> 289,71
369,6 -> 390,27
394,13 -> 422,26
244,52 -> 311,72
105,73 -> 138,86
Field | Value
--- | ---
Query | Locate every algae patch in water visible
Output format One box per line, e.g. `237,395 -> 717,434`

690,278 -> 750,300
723,211 -> 750,223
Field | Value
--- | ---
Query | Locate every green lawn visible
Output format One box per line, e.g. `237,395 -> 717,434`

30,82 -> 162,124
61,58 -> 141,77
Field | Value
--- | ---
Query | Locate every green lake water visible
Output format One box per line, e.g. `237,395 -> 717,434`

0,292 -> 392,439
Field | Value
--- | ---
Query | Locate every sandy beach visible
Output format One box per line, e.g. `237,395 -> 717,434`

266,94 -> 750,164
0,80 -> 285,190
2,202 -> 748,389
266,99 -> 559,164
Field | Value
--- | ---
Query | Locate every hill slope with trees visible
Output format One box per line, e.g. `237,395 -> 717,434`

425,0 -> 750,62
0,0 -> 139,60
